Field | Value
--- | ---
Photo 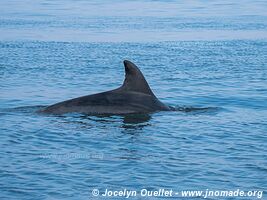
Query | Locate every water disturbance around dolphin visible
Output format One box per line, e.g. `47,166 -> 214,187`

40,60 -> 172,115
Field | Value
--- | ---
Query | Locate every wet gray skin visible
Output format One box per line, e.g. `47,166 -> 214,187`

40,60 -> 171,115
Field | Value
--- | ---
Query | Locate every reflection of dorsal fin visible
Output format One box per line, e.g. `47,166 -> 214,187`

121,60 -> 155,96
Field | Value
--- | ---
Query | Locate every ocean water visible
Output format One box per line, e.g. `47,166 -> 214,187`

0,0 -> 267,200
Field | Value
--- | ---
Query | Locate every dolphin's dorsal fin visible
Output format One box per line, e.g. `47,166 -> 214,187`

121,60 -> 155,96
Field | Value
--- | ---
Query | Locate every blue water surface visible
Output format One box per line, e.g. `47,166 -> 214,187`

0,0 -> 267,200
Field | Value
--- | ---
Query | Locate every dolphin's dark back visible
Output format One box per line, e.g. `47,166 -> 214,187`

40,60 -> 170,115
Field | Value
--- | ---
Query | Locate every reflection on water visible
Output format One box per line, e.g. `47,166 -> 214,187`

0,105 -> 221,137
1,105 -> 217,126
122,114 -> 151,130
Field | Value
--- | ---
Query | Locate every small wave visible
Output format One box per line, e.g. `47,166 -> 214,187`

0,105 -> 47,114
170,105 -> 220,113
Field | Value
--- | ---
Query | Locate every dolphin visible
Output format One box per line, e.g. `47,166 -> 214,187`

40,60 -> 172,115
